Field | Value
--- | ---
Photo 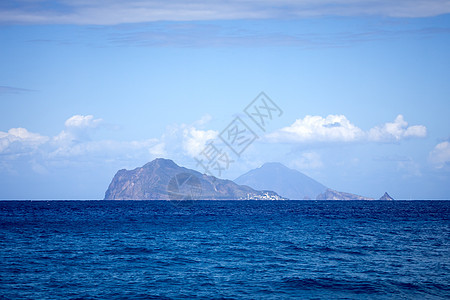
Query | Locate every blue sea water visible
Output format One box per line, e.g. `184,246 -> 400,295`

1,200 -> 449,299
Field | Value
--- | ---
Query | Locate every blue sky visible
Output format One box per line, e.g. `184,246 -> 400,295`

1,0 -> 450,199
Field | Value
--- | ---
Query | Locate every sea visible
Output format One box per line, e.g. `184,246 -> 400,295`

1,200 -> 449,299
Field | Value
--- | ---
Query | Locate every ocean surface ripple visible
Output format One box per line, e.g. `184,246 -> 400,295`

1,200 -> 449,299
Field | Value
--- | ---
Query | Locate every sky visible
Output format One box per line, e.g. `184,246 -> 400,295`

1,0 -> 450,200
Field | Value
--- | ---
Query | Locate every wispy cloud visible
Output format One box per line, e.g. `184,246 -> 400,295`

266,114 -> 426,144
429,141 -> 450,168
291,151 -> 324,170
0,85 -> 35,95
1,0 -> 450,25
105,22 -> 450,48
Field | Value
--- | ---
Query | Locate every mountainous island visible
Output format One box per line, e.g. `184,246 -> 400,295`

104,158 -> 285,200
235,162 -> 374,200
104,158 -> 390,200
235,162 -> 327,200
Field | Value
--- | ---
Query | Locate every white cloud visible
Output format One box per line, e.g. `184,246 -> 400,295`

179,114 -> 218,157
193,114 -> 213,127
149,142 -> 166,157
182,127 -> 218,157
267,114 -> 364,143
267,114 -> 426,144
429,141 -> 450,168
48,138 -> 161,160
0,127 -> 49,153
0,115 -> 163,173
48,115 -> 163,160
54,115 -> 103,144
64,115 -> 102,129
159,115 -> 218,158
368,115 -> 426,142
4,128 -> 48,143
1,0 -> 449,25
30,160 -> 49,175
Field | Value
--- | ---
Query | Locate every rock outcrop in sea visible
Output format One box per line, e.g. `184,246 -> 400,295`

379,192 -> 394,200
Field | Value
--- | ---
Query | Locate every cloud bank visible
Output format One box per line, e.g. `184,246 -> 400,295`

0,113 -> 431,179
0,114 -> 219,175
1,0 -> 450,25
0,115 -> 158,167
267,114 -> 426,143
